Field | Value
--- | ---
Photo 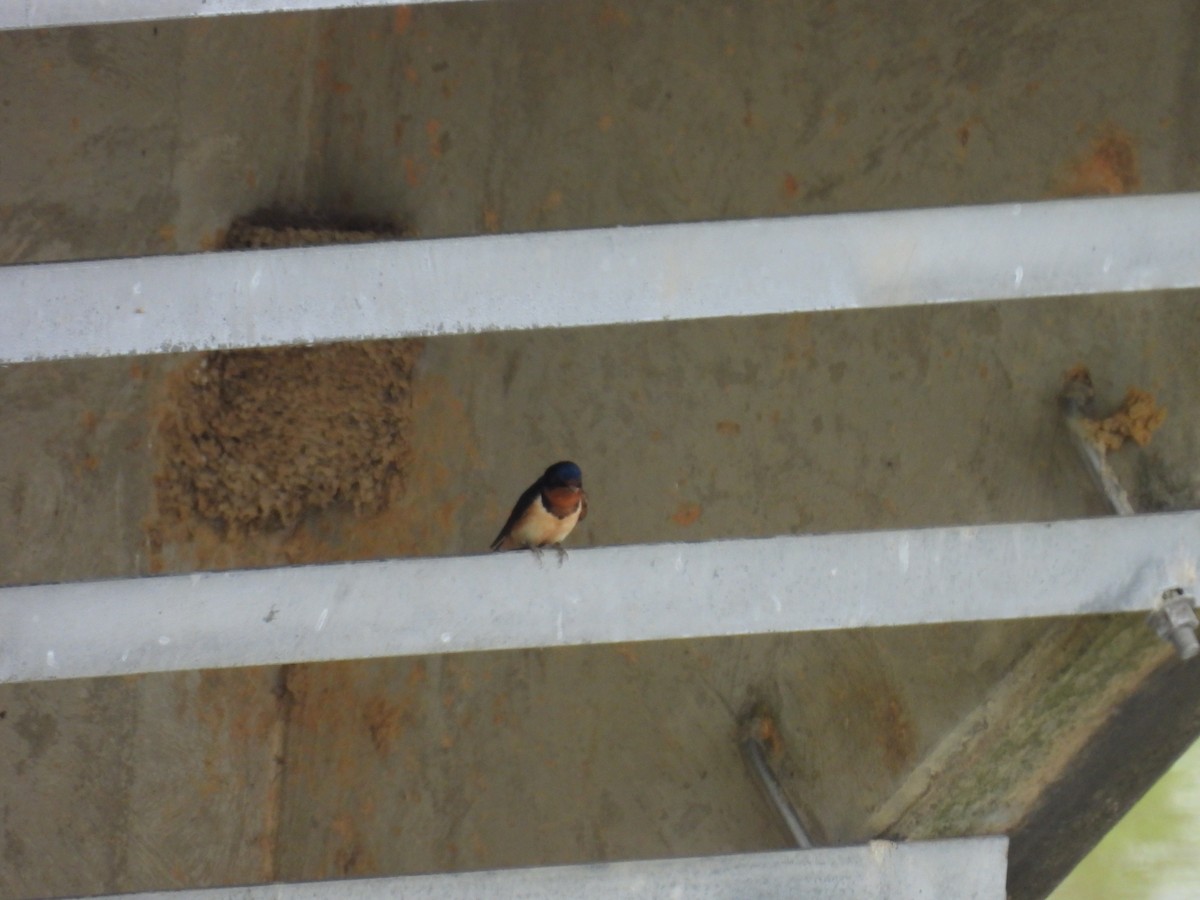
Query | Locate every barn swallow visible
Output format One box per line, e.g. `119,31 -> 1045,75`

490,460 -> 588,561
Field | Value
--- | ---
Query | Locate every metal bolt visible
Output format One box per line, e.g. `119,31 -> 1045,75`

1148,589 -> 1200,660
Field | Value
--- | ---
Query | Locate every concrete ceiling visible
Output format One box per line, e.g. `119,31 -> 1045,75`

3,2 -> 1200,897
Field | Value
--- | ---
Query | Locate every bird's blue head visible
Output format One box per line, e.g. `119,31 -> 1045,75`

543,460 -> 583,488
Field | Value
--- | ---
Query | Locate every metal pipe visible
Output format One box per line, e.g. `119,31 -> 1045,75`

1060,372 -> 1199,658
1060,374 -> 1135,515
739,717 -> 814,849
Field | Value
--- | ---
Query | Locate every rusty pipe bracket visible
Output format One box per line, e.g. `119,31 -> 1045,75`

1148,589 -> 1200,661
1060,373 -> 1136,515
1061,374 -> 1198,660
739,714 -> 814,849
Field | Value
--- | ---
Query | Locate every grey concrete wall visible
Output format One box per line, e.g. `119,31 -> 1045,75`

3,1 -> 1200,896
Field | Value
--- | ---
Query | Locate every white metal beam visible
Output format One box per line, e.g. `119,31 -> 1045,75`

2,512 -> 1196,684
93,838 -> 1009,899
3,193 -> 1200,365
0,0 -> 480,31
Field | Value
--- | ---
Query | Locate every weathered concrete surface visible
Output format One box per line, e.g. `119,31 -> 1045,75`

0,15 -> 318,263
0,355 -> 177,587
0,668 -> 282,898
3,1 -> 1200,898
2,0 -> 1199,264
273,627 -> 1035,879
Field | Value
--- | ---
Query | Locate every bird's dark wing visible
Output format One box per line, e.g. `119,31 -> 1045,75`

578,490 -> 588,523
490,480 -> 542,550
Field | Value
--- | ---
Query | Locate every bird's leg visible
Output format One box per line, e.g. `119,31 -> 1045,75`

530,545 -> 545,567
554,543 -> 568,566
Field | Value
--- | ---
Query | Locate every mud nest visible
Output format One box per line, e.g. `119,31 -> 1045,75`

222,209 -> 406,250
1085,386 -> 1168,450
1063,365 -> 1167,450
155,340 -> 422,534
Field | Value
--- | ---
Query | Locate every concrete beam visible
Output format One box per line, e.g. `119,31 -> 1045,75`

4,193 -> 1200,363
0,0 -> 480,31
2,512 -> 1197,683
92,838 -> 1009,899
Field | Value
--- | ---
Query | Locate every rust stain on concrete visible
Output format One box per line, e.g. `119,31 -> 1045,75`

596,4 -> 632,27
330,810 -> 376,875
362,662 -> 428,757
1056,124 -> 1141,196
613,644 -> 639,665
876,694 -> 916,776
671,502 -> 702,526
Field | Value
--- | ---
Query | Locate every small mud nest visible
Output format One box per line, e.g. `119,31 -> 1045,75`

1063,365 -> 1167,450
222,209 -> 407,250
155,340 -> 422,534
